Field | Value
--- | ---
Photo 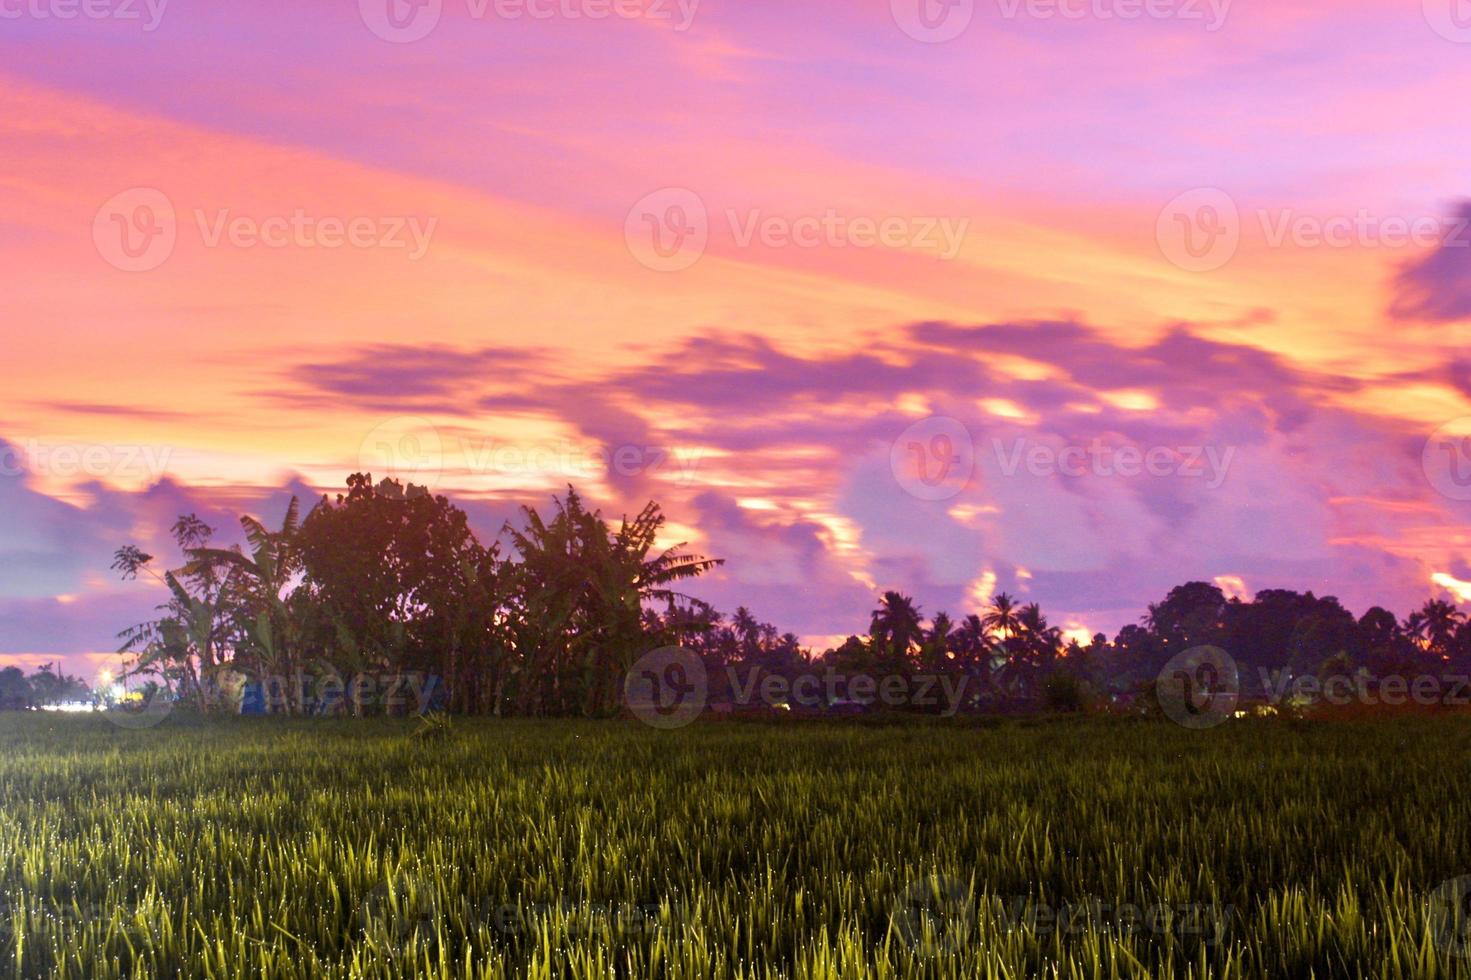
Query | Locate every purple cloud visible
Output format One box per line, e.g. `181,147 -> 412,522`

9,314 -> 1471,668
1388,201 -> 1471,324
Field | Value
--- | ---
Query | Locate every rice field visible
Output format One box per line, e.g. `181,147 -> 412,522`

2,713 -> 1470,978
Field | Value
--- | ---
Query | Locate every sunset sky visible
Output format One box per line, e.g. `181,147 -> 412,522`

4,0 -> 1471,681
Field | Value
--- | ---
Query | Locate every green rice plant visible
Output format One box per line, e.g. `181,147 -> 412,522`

1,714 -> 1469,978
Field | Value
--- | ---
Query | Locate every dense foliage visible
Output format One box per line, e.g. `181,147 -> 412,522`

112,477 -> 1471,717
113,476 -> 719,716
0,665 -> 90,710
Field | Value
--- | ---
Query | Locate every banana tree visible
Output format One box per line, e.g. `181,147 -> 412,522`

187,498 -> 306,712
113,516 -> 238,712
505,491 -> 720,717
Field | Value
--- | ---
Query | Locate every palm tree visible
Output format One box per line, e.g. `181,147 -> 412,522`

921,611 -> 955,672
953,614 -> 987,667
981,592 -> 1022,643
732,606 -> 763,659
994,602 -> 1061,702
1406,598 -> 1465,662
870,591 -> 923,665
1016,603 -> 1061,667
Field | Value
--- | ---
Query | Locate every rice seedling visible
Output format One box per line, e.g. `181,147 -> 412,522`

1,714 -> 1469,978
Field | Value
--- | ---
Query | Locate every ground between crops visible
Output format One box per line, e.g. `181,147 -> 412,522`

1,714 -> 1469,978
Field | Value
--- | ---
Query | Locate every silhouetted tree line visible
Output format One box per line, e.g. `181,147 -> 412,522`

113,475 -> 719,716
750,581 -> 1471,714
112,477 -> 1471,716
0,664 -> 91,710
